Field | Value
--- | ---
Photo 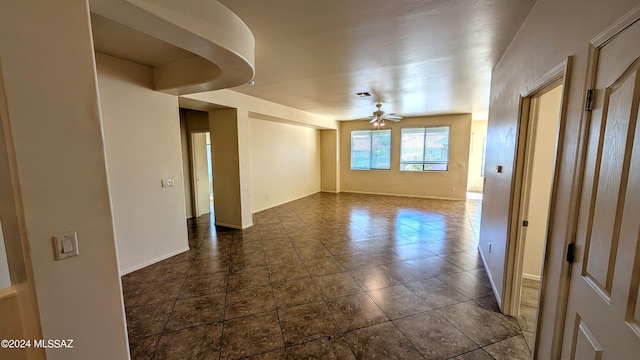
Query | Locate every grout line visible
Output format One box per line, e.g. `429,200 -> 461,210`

217,223 -> 234,360
291,230 -> 360,359
264,246 -> 290,359
146,219 -> 208,359
125,195 -> 514,359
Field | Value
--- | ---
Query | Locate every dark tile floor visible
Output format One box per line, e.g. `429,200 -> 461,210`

122,192 -> 531,359
519,278 -> 540,352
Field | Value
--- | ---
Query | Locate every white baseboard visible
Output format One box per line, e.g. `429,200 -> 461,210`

478,246 -> 502,309
340,189 -> 464,201
251,190 -> 321,214
119,246 -> 190,276
320,189 -> 340,193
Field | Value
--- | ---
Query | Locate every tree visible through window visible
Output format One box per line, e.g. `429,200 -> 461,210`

400,126 -> 450,171
350,129 -> 391,170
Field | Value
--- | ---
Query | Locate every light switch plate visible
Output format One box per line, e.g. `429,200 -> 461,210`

162,178 -> 175,188
53,232 -> 79,260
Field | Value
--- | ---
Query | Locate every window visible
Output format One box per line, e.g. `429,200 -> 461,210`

350,129 -> 391,170
400,126 -> 450,171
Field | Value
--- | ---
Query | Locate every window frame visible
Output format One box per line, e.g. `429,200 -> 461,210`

399,125 -> 450,172
350,129 -> 392,171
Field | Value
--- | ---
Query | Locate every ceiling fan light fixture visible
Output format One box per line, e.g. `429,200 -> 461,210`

367,103 -> 401,127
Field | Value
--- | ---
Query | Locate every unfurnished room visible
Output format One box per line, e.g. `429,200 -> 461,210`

1,1 -> 640,359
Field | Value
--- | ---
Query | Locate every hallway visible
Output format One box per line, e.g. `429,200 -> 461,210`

122,193 -> 531,359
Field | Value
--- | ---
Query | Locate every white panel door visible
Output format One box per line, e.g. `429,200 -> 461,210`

561,19 -> 640,359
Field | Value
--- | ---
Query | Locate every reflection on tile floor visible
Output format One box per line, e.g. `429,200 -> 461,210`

122,192 -> 532,359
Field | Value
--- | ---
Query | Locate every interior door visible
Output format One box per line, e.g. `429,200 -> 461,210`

192,132 -> 211,217
560,19 -> 640,359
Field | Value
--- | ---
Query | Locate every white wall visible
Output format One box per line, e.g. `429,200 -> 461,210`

339,114 -> 472,200
479,0 -> 640,356
0,1 -> 129,358
467,120 -> 487,192
96,53 -> 189,274
249,119 -> 321,212
0,220 -> 10,288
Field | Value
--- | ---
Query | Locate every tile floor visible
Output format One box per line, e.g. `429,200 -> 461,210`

122,193 -> 531,359
519,278 -> 541,352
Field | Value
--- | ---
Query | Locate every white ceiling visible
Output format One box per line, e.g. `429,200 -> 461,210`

218,0 -> 536,121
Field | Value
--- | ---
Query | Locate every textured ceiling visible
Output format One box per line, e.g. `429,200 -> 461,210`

218,0 -> 536,120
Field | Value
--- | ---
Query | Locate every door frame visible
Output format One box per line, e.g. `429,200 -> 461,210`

503,58 -> 571,351
0,58 -> 44,358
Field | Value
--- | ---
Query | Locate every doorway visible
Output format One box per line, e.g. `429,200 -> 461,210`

515,84 -> 564,351
191,131 -> 214,217
505,59 -> 570,355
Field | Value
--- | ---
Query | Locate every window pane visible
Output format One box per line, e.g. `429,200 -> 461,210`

400,128 -> 425,163
424,163 -> 448,171
351,130 -> 372,169
424,126 -> 449,163
350,129 -> 391,170
400,163 -> 424,171
400,126 -> 449,172
371,130 -> 391,169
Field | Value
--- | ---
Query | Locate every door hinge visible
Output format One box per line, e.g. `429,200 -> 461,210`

522,220 -> 529,227
585,89 -> 594,111
566,243 -> 576,263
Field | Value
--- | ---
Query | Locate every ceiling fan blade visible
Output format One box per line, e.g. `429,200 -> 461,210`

369,117 -> 378,123
384,114 -> 403,120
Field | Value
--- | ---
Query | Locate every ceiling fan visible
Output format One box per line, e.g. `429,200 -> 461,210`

368,103 -> 403,127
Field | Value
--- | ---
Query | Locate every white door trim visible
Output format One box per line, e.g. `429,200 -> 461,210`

503,58 -> 571,359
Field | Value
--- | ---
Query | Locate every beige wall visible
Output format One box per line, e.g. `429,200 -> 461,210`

522,85 -> 563,279
467,120 -> 487,192
210,109 -> 250,228
97,53 -> 189,275
321,129 -> 340,192
0,1 -> 129,358
339,114 -> 472,200
184,109 -> 210,131
249,120 -> 321,212
181,88 -> 336,224
182,89 -> 338,130
479,0 -> 640,356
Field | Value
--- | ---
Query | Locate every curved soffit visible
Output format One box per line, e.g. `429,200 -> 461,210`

90,0 -> 255,95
